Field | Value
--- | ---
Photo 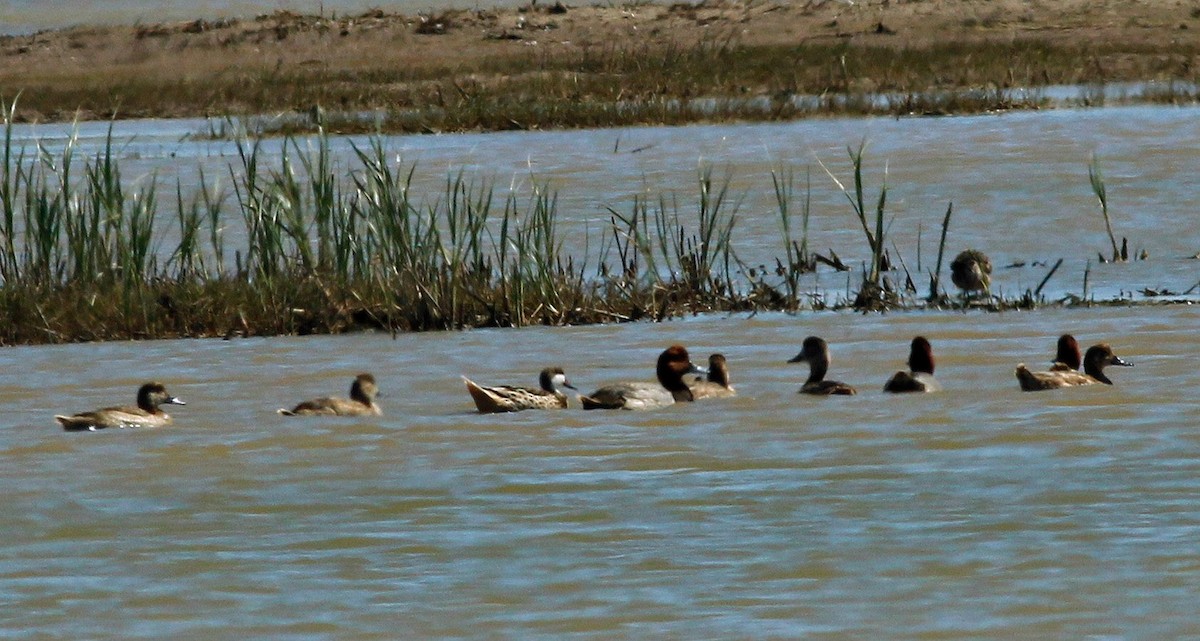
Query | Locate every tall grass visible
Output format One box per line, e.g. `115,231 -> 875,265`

0,102 -> 771,343
1088,153 -> 1127,263
0,103 -> 1164,345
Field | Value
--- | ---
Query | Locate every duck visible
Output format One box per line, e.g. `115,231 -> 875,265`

1016,343 -> 1133,391
278,373 -> 381,416
463,367 -> 577,413
883,336 -> 942,393
579,345 -> 705,410
1050,334 -> 1082,371
788,336 -> 857,395
950,249 -> 992,296
56,382 -> 186,431
690,353 -> 736,400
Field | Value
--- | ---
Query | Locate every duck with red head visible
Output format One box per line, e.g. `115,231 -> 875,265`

883,336 -> 942,393
1049,334 -> 1082,371
788,336 -> 857,396
580,345 -> 706,410
1016,343 -> 1133,391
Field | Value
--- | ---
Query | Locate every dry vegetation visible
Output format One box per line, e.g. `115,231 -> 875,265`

0,103 -> 1161,346
3,0 -> 1200,130
0,1 -> 1196,344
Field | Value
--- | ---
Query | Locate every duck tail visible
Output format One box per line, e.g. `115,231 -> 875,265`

578,394 -> 615,410
56,415 -> 96,431
463,376 -> 503,413
1014,363 -> 1040,392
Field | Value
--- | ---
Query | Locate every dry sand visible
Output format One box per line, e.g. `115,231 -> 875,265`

2,0 -> 1197,122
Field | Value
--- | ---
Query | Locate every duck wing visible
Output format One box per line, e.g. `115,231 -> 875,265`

579,382 -> 675,410
1016,364 -> 1096,391
464,377 -> 564,413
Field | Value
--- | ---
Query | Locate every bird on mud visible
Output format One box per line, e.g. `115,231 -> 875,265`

949,249 -> 992,300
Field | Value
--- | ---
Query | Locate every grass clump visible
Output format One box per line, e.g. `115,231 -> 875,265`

0,99 -> 1181,345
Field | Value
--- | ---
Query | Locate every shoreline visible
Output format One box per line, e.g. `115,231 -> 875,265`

3,1 -> 1199,131
0,115 -> 1196,347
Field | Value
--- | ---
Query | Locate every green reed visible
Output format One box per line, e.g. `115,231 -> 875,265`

0,100 -> 1175,345
770,165 -> 818,309
816,141 -> 894,310
1088,153 -> 1123,262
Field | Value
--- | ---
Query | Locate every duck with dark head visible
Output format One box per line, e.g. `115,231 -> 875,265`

579,345 -> 705,410
884,336 -> 941,393
1016,343 -> 1133,391
789,336 -> 857,396
1050,334 -> 1082,371
278,373 -> 381,416
690,353 -> 736,400
56,382 -> 186,431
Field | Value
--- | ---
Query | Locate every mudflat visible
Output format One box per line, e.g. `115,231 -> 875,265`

2,0 -> 1198,127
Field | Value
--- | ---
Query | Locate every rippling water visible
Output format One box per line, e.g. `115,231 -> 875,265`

9,105 -> 1200,303
3,304 -> 1199,637
4,106 -> 1200,636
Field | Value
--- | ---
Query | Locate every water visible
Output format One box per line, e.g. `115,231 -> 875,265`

3,106 -> 1200,636
8,105 -> 1200,301
3,305 -> 1198,638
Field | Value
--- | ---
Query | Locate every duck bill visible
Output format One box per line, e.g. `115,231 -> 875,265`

1111,356 -> 1134,367
786,353 -> 806,363
688,363 -> 708,376
167,396 -> 187,405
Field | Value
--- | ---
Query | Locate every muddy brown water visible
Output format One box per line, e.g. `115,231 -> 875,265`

3,106 -> 1200,637
2,305 -> 1198,638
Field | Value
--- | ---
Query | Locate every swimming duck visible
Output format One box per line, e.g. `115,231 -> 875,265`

463,367 -> 577,413
56,382 -> 186,431
690,353 -> 736,400
950,249 -> 992,296
1016,343 -> 1133,391
579,345 -> 705,410
883,336 -> 942,393
1050,334 -> 1082,371
278,373 -> 381,416
788,336 -> 857,395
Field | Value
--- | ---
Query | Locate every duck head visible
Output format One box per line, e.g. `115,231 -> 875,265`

1054,334 -> 1082,370
538,367 -> 577,394
788,336 -> 833,383
704,354 -> 731,388
907,336 -> 935,375
137,382 -> 185,412
350,373 -> 379,404
656,345 -> 705,397
1082,344 -> 1133,384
